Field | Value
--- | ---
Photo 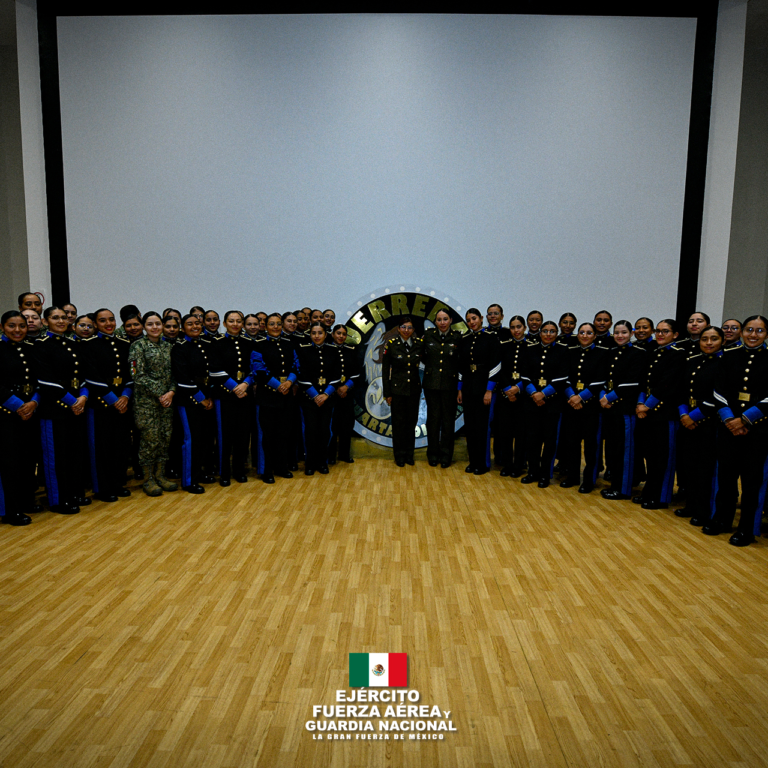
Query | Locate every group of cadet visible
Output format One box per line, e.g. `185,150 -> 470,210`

2,292 -> 766,547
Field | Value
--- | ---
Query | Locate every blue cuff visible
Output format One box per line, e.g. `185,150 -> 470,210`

225,377 -> 238,391
486,381 -> 496,391
268,377 -> 281,389
525,383 -> 536,396
287,373 -> 297,384
645,394 -> 660,409
307,386 -> 319,398
3,395 -> 25,411
606,390 -> 619,404
743,406 -> 762,424
121,387 -> 132,399
31,392 -> 40,403
193,390 -> 205,403
542,384 -> 556,398
678,404 -> 689,418
345,379 -> 354,390
638,392 -> 647,405
457,381 -> 463,391
580,388 -> 593,401
62,392 -> 77,407
79,387 -> 89,399
565,387 -> 575,399
689,407 -> 704,422
245,375 -> 254,386
503,386 -> 512,393
103,391 -> 118,406
718,407 -> 735,422
326,385 -> 336,397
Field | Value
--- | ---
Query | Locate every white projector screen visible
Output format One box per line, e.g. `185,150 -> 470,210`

57,13 -> 697,324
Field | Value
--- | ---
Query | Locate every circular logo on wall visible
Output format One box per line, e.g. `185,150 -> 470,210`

344,286 -> 467,448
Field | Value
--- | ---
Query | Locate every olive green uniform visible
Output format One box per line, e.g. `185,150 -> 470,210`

129,337 -> 176,465
382,335 -> 424,464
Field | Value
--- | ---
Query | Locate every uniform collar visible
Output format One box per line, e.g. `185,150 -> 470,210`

97,331 -> 115,339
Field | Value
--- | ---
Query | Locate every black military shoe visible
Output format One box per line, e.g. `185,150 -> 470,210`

729,531 -> 754,547
520,475 -> 538,484
601,490 -> 629,500
559,479 -> 578,488
537,478 -> 550,488
95,494 -> 118,503
234,475 -> 248,483
305,469 -> 315,476
219,479 -> 231,487
578,484 -> 594,494
74,496 -> 92,506
2,512 -> 32,526
262,475 -> 275,484
429,460 -> 438,467
116,488 -> 131,497
318,466 -> 330,474
51,503 -> 80,514
276,471 -> 293,479
183,484 -> 205,494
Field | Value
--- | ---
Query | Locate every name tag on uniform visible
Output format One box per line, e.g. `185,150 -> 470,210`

539,378 -> 547,387
739,392 -> 750,402
470,364 -> 477,372
113,376 -> 122,387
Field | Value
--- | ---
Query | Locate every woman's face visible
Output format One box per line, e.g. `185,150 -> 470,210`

594,313 -> 612,334
283,314 -> 297,333
435,312 -> 452,333
245,317 -> 259,336
399,320 -> 414,341
256,314 -> 267,332
310,326 -> 327,345
163,319 -> 179,339
204,312 -> 220,334
74,317 -> 94,339
634,319 -> 653,342
332,326 -> 347,345
3,316 -> 27,342
296,311 -> 309,331
145,317 -> 163,342
613,326 -> 631,346
540,325 -> 558,345
699,328 -> 723,355
466,313 -> 483,332
323,310 -> 336,327
225,313 -> 243,336
722,320 -> 741,344
46,309 -> 69,335
486,306 -> 502,327
95,311 -> 116,336
577,325 -> 596,347
743,319 -> 767,349
63,305 -> 77,328
311,310 -> 323,325
655,322 -> 677,347
509,319 -> 526,341
527,313 -> 542,334
266,316 -> 282,338
125,318 -> 144,338
183,317 -> 202,338
559,316 -> 575,335
687,313 -> 707,338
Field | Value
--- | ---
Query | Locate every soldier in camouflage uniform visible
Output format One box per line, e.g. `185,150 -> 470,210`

128,312 -> 177,496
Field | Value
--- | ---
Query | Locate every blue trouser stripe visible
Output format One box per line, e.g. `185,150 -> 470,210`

660,420 -> 678,503
178,406 -> 193,488
40,419 -> 60,506
621,415 -> 636,497
86,408 -> 100,494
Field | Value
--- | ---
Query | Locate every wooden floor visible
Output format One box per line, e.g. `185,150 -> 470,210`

1,456 -> 768,768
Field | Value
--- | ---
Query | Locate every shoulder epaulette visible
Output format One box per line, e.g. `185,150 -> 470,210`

500,338 -> 514,345
724,345 -> 741,352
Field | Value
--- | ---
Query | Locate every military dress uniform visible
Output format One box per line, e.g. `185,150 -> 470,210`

282,330 -> 306,468
172,334 -> 216,492
635,342 -> 686,508
594,332 -> 617,350
296,341 -> 342,473
129,336 -> 176,486
497,337 -> 530,476
84,332 -> 134,500
598,343 -> 647,499
421,327 -> 462,467
0,335 -> 40,524
457,329 -> 500,474
560,344 -> 610,491
210,333 -> 255,484
519,340 -> 568,485
328,340 -> 361,464
708,343 -> 768,543
251,335 -> 299,481
382,334 -> 424,466
675,351 -> 722,522
34,331 -> 91,512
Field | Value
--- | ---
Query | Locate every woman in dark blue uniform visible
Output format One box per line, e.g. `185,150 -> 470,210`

0,311 -> 39,525
421,309 -> 462,468
251,313 -> 299,483
210,311 -> 255,486
704,316 -> 768,546
599,320 -> 647,500
722,319 -> 742,349
519,321 -> 568,487
297,323 -> 341,474
498,316 -> 529,477
557,313 -> 578,348
673,326 -> 724,524
457,308 -> 500,475
171,314 -> 216,494
633,319 -> 686,509
328,325 -> 361,465
560,323 -> 610,493
35,306 -> 91,513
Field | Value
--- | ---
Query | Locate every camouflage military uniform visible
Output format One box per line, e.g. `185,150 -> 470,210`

128,337 -> 176,465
